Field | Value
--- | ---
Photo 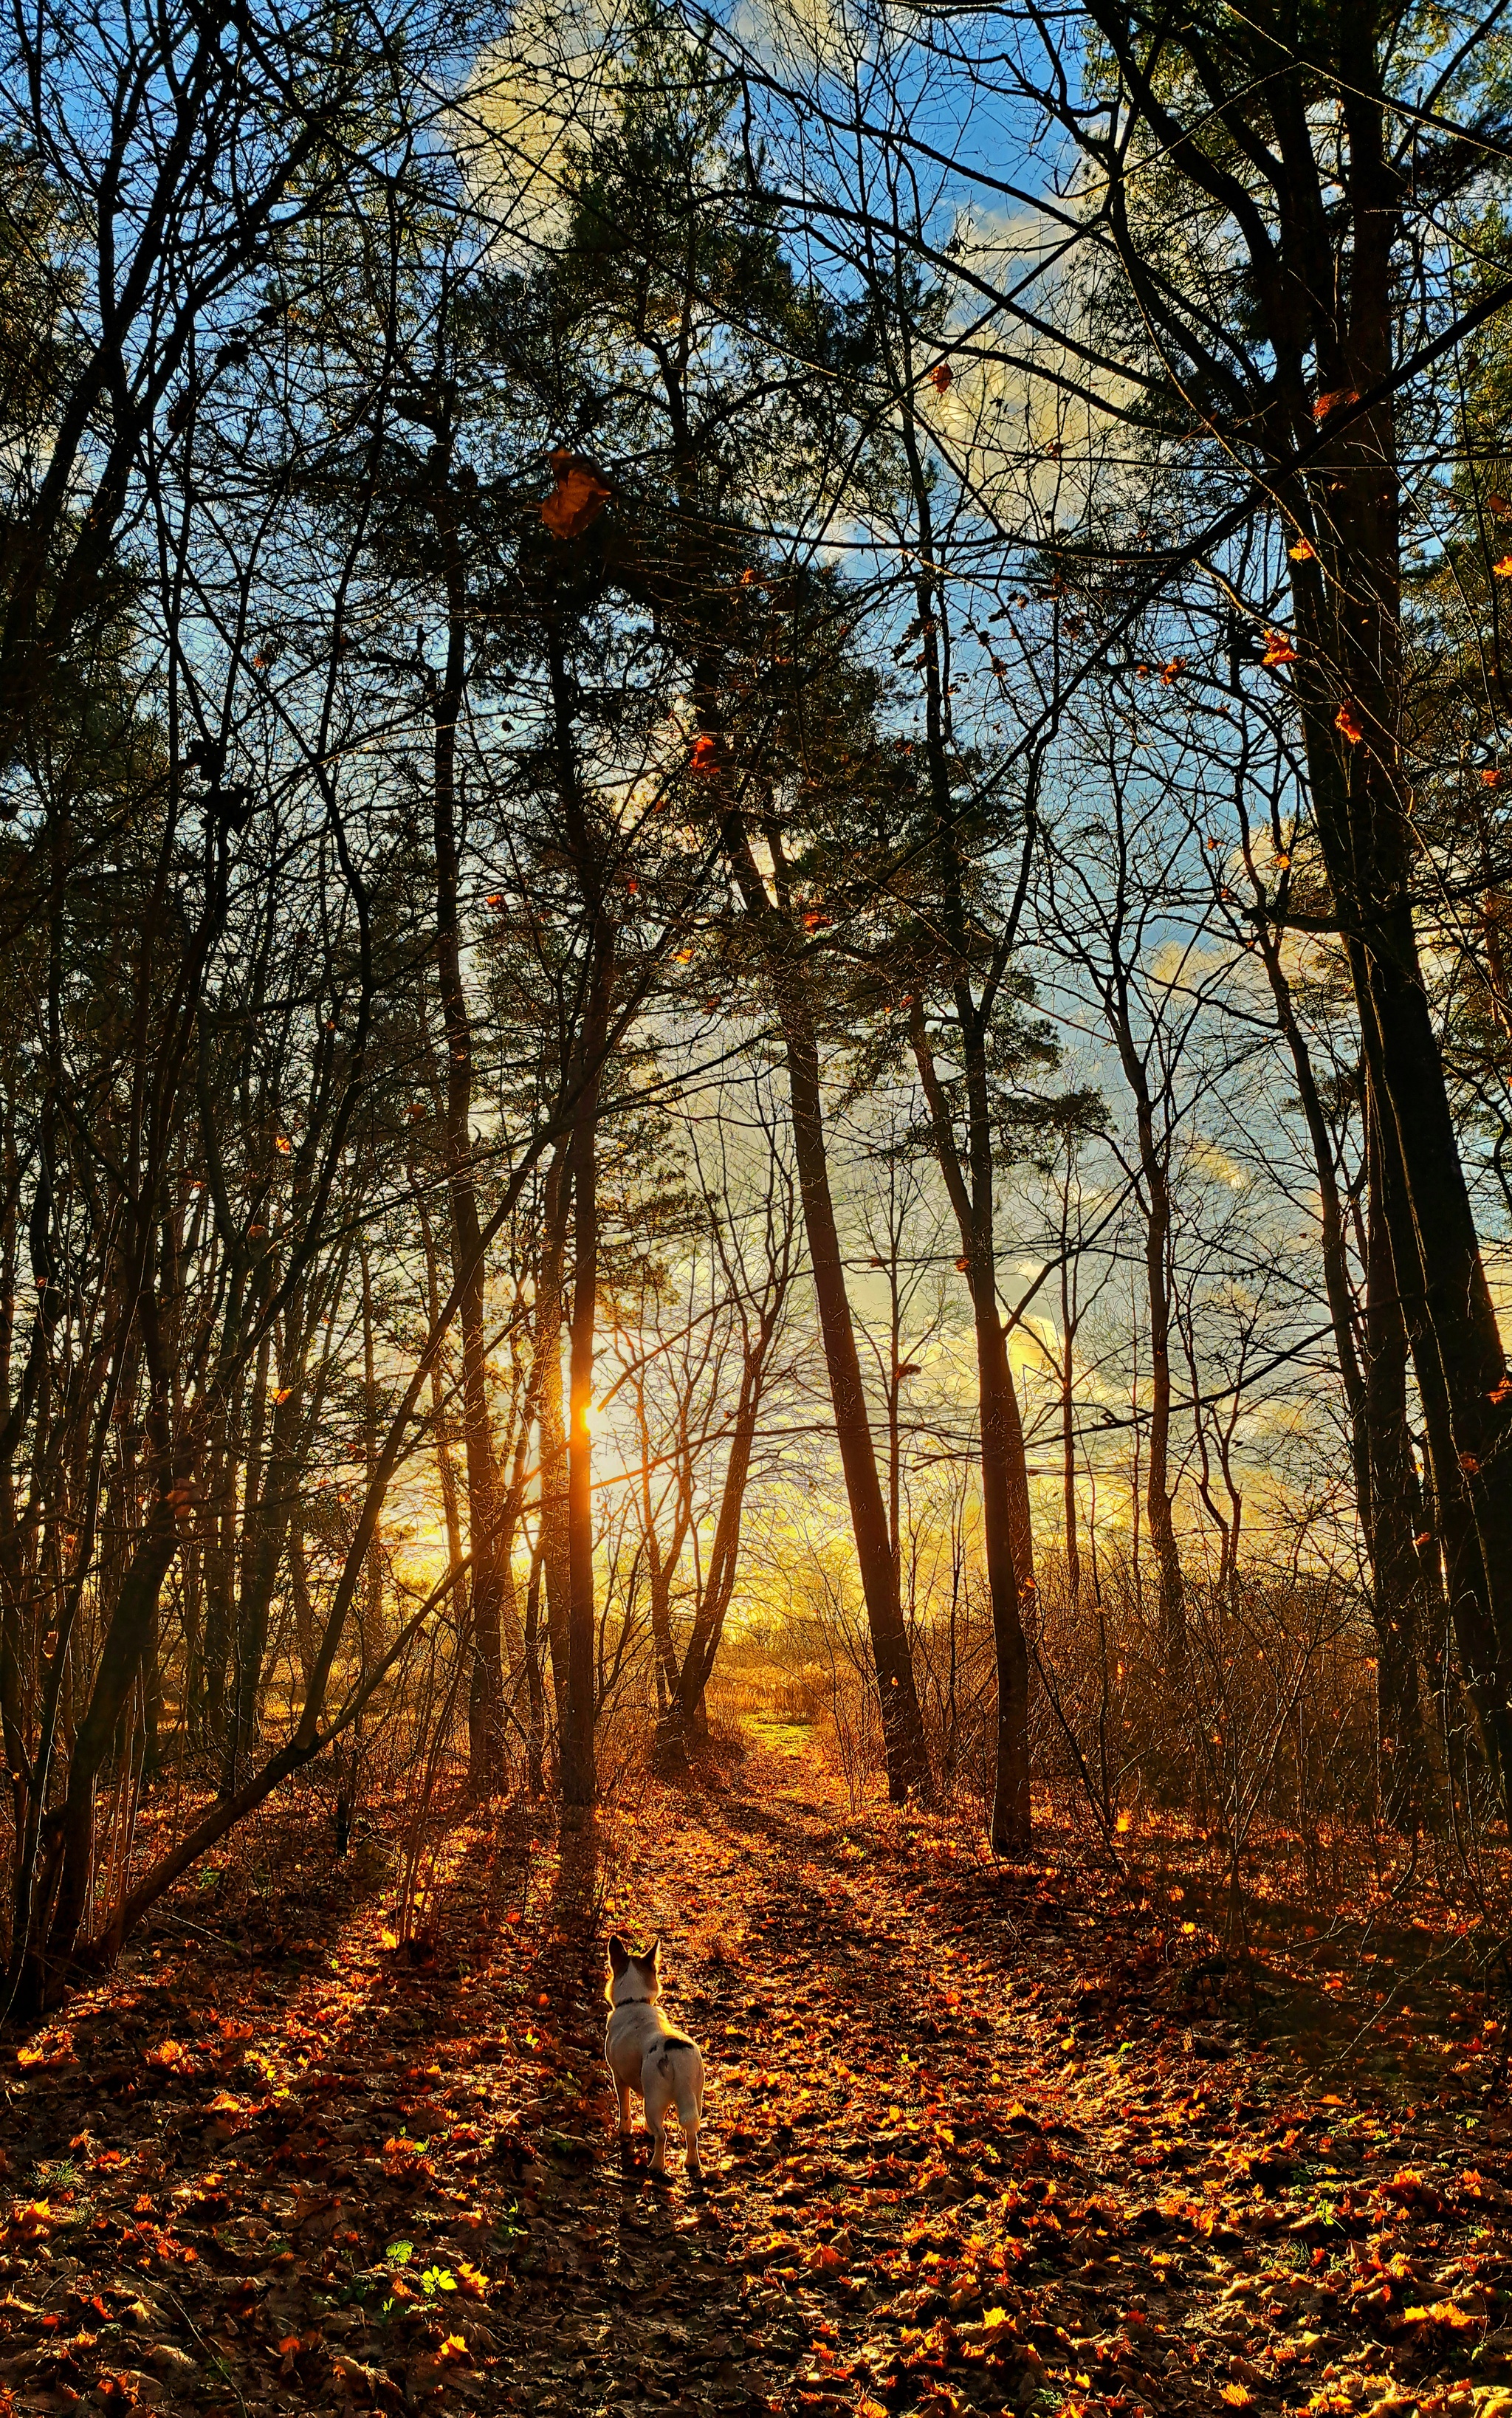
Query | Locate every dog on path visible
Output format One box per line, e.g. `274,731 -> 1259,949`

604,1934 -> 704,2180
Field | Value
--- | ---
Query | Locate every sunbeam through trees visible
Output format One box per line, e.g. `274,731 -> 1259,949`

1,0 -> 1511,2408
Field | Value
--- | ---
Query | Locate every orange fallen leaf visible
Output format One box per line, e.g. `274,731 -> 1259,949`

17,2034 -> 72,2070
929,362 -> 952,395
145,2039 -> 184,2068
1261,632 -> 1298,667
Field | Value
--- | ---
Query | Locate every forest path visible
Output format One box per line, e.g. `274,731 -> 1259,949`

1,1728 -> 1505,2417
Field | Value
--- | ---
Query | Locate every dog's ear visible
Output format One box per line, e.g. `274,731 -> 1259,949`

646,1936 -> 661,1970
608,1934 -> 630,1976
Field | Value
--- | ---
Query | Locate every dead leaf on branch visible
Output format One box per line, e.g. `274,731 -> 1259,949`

540,450 -> 611,540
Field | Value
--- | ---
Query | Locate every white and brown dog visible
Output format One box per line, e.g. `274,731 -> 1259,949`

604,1934 -> 704,2180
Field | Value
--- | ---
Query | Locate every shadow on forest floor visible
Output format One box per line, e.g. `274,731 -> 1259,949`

0,1732 -> 1507,2417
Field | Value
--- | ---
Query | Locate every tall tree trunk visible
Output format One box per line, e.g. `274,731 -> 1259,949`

1059,1257 -> 1082,1608
560,927 -> 614,1812
911,1006 -> 1034,1848
30,1259 -> 188,2006
413,1180 -> 465,1604
142,1593 -> 162,1783
358,1239 -> 384,1674
1104,1004 -> 1184,1667
1140,1141 -> 1183,1669
228,1380 -> 300,1786
523,1530 -> 546,1798
638,1385 -> 687,1724
892,346 -> 1034,1836
1273,49 -> 1512,1799
718,802 -> 931,1805
225,1322 -> 272,1787
199,1374 -> 240,1751
535,1144 -> 571,1745
780,1005 -> 932,1804
1362,1098 -> 1429,1827
427,476 -> 506,1794
32,1512 -> 180,2005
663,1336 -> 769,1748
1251,921 -> 1429,1822
288,1526 -> 320,1686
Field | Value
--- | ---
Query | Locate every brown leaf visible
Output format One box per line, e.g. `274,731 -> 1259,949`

540,451 -> 611,540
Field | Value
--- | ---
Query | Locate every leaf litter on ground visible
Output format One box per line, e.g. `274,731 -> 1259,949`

1,1734 -> 1510,2418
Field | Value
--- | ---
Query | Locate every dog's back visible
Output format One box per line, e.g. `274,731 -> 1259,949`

605,1934 -> 704,2177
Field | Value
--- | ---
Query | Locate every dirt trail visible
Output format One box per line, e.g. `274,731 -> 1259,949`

1,1728 -> 1508,2417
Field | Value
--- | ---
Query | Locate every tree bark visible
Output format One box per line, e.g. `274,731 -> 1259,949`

1059,1229 -> 1082,1608
225,1323 -> 272,1785
1102,989 -> 1185,1667
662,1336 -> 768,1751
32,1513 -> 180,2005
535,1153 -> 572,1745
1073,0 -> 1512,1793
781,1003 -> 932,1802
1251,916 -> 1429,1823
718,809 -> 932,1803
358,1239 -> 385,1675
1362,1099 -> 1429,1827
426,463 -> 506,1794
910,1006 -> 1033,1848
560,927 -> 614,1812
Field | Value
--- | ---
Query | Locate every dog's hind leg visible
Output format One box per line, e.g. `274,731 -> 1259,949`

642,2052 -> 675,2177
678,2064 -> 704,2178
614,2075 -> 636,2163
